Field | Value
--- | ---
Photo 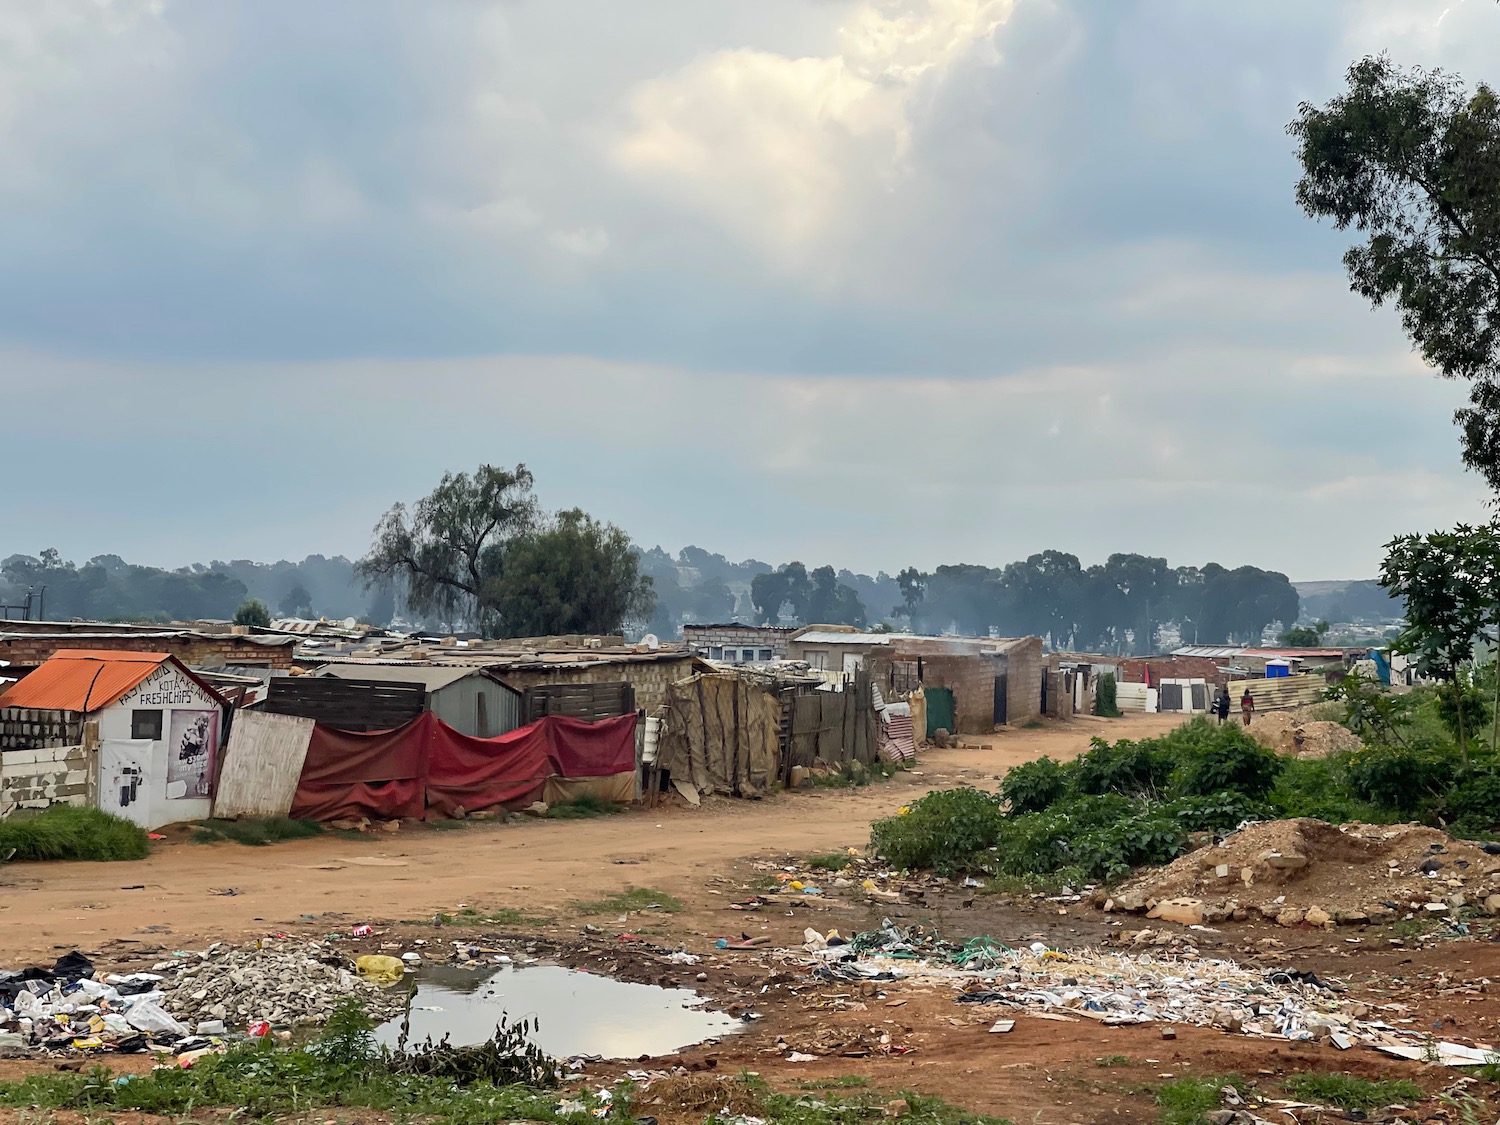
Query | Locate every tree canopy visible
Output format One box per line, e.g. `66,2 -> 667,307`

750,562 -> 866,627
233,598 -> 271,628
1290,55 -> 1500,487
358,465 -> 652,638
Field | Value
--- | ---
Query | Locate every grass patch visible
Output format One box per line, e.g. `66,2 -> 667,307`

191,817 -> 325,846
1157,1076 -> 1248,1125
0,805 -> 148,861
810,760 -> 900,789
547,794 -> 625,819
1094,1056 -> 1133,1068
437,907 -> 541,927
807,852 -> 852,872
574,887 -> 683,915
798,1076 -> 871,1090
1282,1072 -> 1424,1110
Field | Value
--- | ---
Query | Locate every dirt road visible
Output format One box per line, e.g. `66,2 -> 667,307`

0,714 -> 1185,961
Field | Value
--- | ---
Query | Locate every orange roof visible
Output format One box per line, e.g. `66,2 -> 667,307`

0,650 -> 176,712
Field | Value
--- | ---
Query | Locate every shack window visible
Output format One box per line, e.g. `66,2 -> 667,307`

807,651 -> 828,671
476,693 -> 490,738
710,647 -> 723,660
890,660 -> 920,695
758,649 -> 773,662
131,709 -> 163,740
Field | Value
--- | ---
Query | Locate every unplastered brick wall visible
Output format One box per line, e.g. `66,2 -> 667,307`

0,634 -> 294,670
0,708 -> 84,751
500,657 -> 697,714
0,744 -> 94,818
918,653 -> 1006,733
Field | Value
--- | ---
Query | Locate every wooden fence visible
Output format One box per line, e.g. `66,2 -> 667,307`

260,677 -> 426,731
782,671 -> 878,781
522,681 -> 635,723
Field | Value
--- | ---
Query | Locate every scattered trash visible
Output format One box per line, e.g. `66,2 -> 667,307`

987,1019 -> 1014,1034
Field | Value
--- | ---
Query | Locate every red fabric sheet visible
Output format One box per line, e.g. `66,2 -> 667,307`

288,711 -> 637,822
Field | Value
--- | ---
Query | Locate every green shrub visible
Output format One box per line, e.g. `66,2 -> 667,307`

1173,723 -> 1283,799
1000,756 -> 1072,813
1069,813 -> 1186,882
870,787 -> 1004,873
1074,736 -> 1173,798
1346,744 -> 1457,813
545,794 -> 624,819
1442,764 -> 1500,831
0,805 -> 149,862
1269,757 -> 1388,824
1161,791 -> 1269,833
1094,673 -> 1122,718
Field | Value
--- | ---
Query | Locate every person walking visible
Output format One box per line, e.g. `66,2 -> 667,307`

1215,686 -> 1231,724
1240,688 -> 1255,727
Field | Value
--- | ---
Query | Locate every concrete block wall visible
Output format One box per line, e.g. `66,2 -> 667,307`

0,708 -> 84,750
0,743 -> 94,818
1003,639 -> 1045,726
682,626 -> 793,660
911,653 -> 1003,733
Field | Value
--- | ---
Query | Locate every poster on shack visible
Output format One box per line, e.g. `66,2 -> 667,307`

167,709 -> 218,799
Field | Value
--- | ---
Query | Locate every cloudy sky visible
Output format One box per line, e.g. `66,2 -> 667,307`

4,0 -> 1499,580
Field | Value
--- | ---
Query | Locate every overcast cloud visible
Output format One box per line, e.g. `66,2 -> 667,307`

2,0 -> 1498,578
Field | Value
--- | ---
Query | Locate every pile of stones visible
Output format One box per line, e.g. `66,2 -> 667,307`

156,941 -> 406,1028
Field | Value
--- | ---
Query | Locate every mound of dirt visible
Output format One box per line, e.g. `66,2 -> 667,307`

1247,711 -> 1362,758
1103,818 -> 1500,927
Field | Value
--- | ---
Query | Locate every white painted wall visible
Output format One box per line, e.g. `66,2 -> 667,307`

94,664 -> 222,829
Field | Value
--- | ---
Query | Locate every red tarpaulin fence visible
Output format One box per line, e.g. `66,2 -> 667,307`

289,711 -> 637,822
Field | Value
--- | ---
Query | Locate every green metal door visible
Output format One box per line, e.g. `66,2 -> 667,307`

925,687 -> 955,737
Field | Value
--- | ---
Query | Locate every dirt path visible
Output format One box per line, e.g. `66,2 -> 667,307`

0,714 -> 1185,961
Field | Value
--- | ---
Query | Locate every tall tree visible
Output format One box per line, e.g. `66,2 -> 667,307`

805,565 -> 866,627
1290,56 -> 1500,487
358,464 -> 539,634
491,509 -> 655,637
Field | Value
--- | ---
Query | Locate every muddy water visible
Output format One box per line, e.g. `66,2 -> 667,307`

375,962 -> 743,1059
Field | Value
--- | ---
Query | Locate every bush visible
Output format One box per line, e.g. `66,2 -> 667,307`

1161,791 -> 1270,834
1269,757 -> 1388,824
1000,757 -> 1072,813
1094,673 -> 1122,718
0,805 -> 149,862
1074,737 -> 1173,799
1173,723 -> 1283,799
870,787 -> 1004,873
1345,744 -> 1457,813
1442,764 -> 1500,831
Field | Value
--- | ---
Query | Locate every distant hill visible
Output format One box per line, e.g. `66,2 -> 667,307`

1294,580 -> 1401,625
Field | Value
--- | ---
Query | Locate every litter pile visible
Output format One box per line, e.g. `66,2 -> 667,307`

1102,819 -> 1500,927
0,940 -> 405,1056
1246,712 -> 1361,759
811,920 -> 1497,1066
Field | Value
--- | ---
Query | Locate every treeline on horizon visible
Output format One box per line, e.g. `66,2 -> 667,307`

1,545 -> 1398,652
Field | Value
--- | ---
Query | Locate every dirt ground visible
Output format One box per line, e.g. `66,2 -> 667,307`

1,711 -> 1490,1125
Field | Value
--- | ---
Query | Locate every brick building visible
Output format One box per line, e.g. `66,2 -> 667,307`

786,629 -> 1045,732
0,621 -> 294,672
682,623 -> 797,664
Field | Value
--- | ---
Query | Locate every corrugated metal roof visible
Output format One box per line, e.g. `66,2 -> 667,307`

793,631 -> 898,646
1172,646 -> 1246,658
0,650 -> 172,712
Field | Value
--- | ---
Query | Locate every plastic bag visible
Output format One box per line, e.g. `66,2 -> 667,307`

354,954 -> 405,986
124,999 -> 188,1036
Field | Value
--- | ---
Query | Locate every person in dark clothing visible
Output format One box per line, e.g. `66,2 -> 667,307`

1215,687 -> 1231,724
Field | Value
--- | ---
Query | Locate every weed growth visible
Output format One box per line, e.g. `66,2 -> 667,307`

546,795 -> 625,819
1156,1076 -> 1248,1125
0,806 -> 149,862
574,887 -> 683,914
1281,1072 -> 1424,1111
807,852 -> 853,871
191,817 -> 325,846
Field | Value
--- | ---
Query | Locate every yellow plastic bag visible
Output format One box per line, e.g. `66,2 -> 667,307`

355,954 -> 405,986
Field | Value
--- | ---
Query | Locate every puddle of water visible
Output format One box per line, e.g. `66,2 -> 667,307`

375,962 -> 743,1060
